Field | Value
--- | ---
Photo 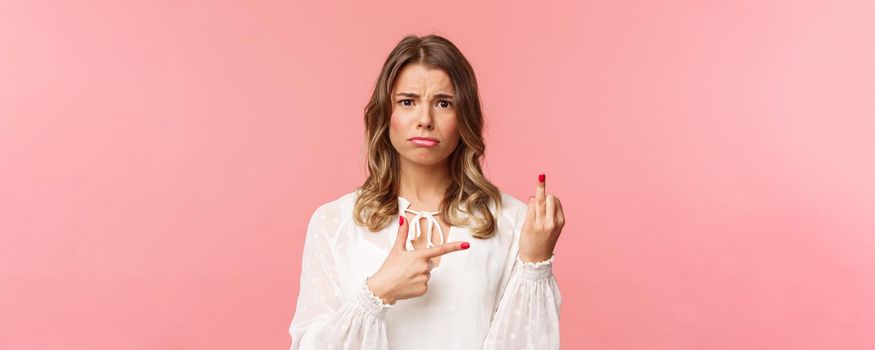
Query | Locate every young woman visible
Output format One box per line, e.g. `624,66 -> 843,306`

288,34 -> 565,349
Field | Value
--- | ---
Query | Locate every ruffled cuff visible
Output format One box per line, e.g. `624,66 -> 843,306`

353,276 -> 394,319
516,253 -> 555,281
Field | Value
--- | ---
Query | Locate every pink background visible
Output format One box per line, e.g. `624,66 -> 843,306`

2,0 -> 874,349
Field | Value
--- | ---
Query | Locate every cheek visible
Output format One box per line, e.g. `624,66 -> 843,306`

390,112 -> 405,132
389,111 -> 411,143
389,110 -> 401,129
444,118 -> 460,140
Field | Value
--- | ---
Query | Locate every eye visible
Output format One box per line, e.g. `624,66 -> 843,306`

437,100 -> 453,109
399,99 -> 414,106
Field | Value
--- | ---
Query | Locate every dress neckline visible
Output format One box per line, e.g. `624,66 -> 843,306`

396,195 -> 471,273
398,196 -> 446,249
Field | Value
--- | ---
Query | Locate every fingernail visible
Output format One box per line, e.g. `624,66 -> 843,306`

461,242 -> 470,249
539,174 -> 545,183
399,216 -> 404,225
529,195 -> 535,200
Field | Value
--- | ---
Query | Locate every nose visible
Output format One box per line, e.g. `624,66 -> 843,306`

417,104 -> 434,130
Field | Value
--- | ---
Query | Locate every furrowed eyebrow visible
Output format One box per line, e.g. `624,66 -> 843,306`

434,93 -> 454,100
395,92 -> 455,100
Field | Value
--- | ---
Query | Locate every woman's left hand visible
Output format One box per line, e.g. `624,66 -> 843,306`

519,174 -> 565,263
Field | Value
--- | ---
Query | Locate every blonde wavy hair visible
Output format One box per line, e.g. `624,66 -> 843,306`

352,34 -> 502,239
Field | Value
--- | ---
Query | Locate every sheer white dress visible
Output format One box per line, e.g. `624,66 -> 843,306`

288,189 -> 561,349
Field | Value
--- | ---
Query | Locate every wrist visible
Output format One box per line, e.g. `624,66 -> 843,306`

516,253 -> 555,281
519,252 -> 552,264
356,277 -> 394,319
366,278 -> 396,305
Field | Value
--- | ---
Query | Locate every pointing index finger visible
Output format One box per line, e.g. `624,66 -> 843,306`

420,241 -> 470,259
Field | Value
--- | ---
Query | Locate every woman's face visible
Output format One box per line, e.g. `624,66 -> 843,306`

389,63 -> 461,166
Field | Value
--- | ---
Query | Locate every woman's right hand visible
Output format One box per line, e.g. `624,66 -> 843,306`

366,215 -> 470,305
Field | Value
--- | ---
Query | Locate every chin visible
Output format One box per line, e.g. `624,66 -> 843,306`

407,154 -> 451,166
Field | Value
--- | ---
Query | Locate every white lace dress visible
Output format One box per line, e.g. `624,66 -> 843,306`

288,189 -> 561,349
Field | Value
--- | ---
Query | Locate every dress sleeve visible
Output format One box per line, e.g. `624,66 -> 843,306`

288,206 -> 393,350
482,209 -> 562,349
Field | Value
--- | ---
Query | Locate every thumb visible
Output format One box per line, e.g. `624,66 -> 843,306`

394,215 -> 409,252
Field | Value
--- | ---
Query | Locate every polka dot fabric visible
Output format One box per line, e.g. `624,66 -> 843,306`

288,190 -> 561,349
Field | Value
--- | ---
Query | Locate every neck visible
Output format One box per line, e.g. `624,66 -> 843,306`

397,157 -> 451,205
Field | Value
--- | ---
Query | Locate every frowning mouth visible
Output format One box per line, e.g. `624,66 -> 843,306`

409,137 -> 439,147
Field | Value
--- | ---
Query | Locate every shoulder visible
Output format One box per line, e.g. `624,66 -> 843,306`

307,188 -> 359,230
498,191 -> 528,213
497,191 -> 529,228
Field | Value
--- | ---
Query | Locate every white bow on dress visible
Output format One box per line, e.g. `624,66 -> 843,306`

403,207 -> 445,249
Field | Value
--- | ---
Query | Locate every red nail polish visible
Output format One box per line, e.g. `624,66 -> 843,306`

461,242 -> 470,249
539,174 -> 545,182
400,216 -> 404,225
